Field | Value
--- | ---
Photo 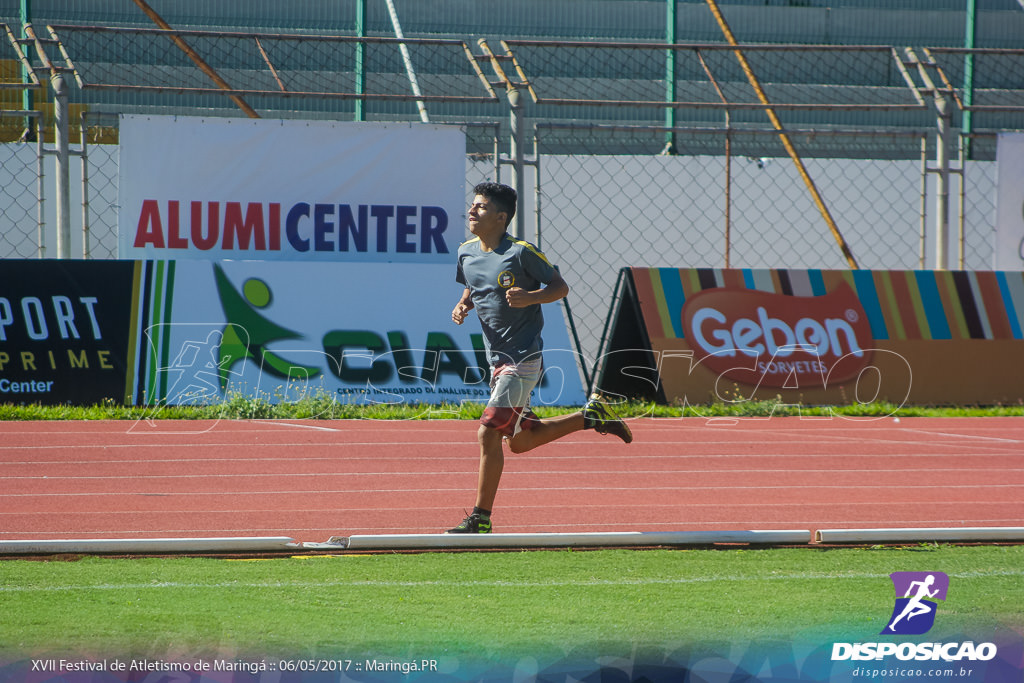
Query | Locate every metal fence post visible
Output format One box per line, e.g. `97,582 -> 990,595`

906,47 -> 953,270
354,0 -> 366,122
919,135 -> 928,269
52,71 -> 71,259
934,94 -> 951,270
962,0 -> 977,161
475,38 -> 526,239
533,130 -> 541,249
36,114 -> 45,258
508,85 -> 525,240
19,0 -> 36,141
663,0 -> 677,155
80,111 -> 91,259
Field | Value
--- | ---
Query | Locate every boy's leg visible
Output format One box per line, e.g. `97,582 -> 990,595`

507,412 -> 584,453
446,424 -> 501,533
475,422 -> 505,512
473,362 -> 539,506
508,394 -> 633,453
446,361 -> 540,534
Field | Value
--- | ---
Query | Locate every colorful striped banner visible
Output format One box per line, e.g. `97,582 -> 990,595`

608,267 -> 1024,405
632,268 -> 1024,343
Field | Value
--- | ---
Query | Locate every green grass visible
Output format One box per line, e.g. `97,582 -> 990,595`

2,394 -> 1023,421
1,546 -> 1022,663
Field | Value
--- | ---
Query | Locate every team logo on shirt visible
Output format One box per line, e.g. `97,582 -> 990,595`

497,270 -> 515,288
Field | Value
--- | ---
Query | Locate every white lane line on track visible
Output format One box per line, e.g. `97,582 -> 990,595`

5,487 -> 1024,501
3,438 -> 1021,454
6,520 -> 1024,538
6,467 -> 1024,480
249,421 -> 350,432
8,419 -> 1024,436
3,497 -> 1020,508
3,501 -> 1022,520
0,441 -> 476,451
2,488 -> 1018,501
4,450 -> 1024,465
899,428 -> 1024,444
736,428 -> 1024,448
4,455 -> 1024,470
4,515 -> 1023,533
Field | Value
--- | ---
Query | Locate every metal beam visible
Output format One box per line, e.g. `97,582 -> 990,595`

907,48 -> 952,270
384,0 -> 429,123
704,0 -> 859,270
19,0 -> 35,140
129,0 -> 259,118
354,0 -> 366,121
963,0 -> 977,160
664,0 -> 676,154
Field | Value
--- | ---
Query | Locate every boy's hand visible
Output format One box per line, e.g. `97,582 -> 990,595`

452,302 -> 472,325
505,287 -> 534,308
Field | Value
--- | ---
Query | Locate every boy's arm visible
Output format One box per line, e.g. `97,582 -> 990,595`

452,288 -> 474,325
505,271 -> 569,308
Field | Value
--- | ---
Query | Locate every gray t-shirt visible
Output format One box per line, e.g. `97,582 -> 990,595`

456,234 -> 558,366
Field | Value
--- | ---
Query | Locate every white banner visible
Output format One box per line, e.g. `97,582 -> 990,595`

136,261 -> 586,407
995,132 -> 1024,270
118,116 -> 465,263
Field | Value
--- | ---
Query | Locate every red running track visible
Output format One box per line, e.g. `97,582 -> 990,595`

1,416 -> 1022,543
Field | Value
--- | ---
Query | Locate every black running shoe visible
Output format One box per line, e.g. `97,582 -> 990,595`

583,394 -> 633,444
445,512 -> 492,534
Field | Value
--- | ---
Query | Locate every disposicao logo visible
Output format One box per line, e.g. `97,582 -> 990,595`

831,571 -> 999,664
680,282 -> 874,389
881,571 -> 949,635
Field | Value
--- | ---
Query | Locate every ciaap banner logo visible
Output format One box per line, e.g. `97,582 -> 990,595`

680,282 -> 874,389
136,260 -> 587,410
881,572 -> 949,635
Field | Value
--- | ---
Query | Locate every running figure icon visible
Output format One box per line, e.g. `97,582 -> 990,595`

887,574 -> 939,631
881,571 -> 949,635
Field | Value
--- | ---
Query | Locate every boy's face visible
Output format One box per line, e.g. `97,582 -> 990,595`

468,194 -> 507,238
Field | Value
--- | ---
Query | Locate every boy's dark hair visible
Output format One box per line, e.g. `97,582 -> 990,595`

473,182 -> 517,227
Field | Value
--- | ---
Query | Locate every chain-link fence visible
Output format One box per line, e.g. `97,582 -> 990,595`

532,124 -> 944,360
3,24 -> 1023,369
1,22 -> 43,258
961,132 -> 999,272
79,111 -> 119,259
502,41 -> 926,127
0,111 -> 42,258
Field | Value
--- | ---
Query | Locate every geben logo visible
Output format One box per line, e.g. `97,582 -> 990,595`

680,282 -> 874,389
881,571 -> 949,635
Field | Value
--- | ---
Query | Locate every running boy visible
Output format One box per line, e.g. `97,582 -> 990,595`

447,182 -> 633,533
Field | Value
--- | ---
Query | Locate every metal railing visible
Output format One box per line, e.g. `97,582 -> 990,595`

49,24 -> 499,108
3,24 -> 1023,362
